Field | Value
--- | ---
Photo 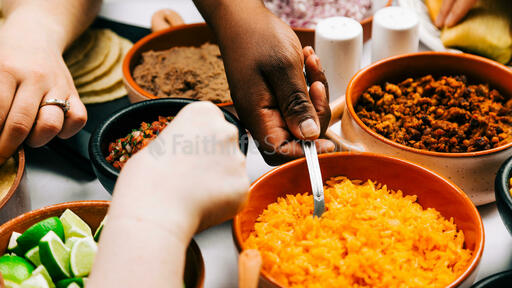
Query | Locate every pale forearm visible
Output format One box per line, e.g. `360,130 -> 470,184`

2,0 -> 102,52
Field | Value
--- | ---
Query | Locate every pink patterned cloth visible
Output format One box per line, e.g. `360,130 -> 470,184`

264,0 -> 372,28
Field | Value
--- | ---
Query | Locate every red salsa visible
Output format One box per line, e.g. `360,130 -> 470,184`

106,116 -> 174,169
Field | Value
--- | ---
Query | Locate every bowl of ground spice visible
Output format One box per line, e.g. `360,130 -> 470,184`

338,52 -> 512,205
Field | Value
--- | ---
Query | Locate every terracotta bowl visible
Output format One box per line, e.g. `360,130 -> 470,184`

339,52 -> 512,206
0,148 -> 30,224
494,156 -> 512,235
89,98 -> 248,193
233,152 -> 484,288
123,24 -> 317,111
0,201 -> 205,288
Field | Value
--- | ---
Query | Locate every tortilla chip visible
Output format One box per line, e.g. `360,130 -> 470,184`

74,31 -> 125,86
80,82 -> 127,104
64,30 -> 96,67
77,38 -> 132,93
69,29 -> 112,77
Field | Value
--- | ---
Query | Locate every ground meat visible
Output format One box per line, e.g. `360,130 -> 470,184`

133,43 -> 231,104
356,75 -> 512,153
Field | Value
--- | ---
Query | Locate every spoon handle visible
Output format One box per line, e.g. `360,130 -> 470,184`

302,141 -> 325,217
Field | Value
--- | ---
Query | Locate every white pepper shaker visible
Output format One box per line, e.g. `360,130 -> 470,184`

371,6 -> 419,63
315,17 -> 363,102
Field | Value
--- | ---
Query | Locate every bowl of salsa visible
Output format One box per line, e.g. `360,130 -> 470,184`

89,98 -> 248,193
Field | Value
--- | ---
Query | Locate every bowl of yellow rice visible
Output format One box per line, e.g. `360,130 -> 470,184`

233,152 -> 484,288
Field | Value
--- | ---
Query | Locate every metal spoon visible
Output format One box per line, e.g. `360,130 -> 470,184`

302,141 -> 325,217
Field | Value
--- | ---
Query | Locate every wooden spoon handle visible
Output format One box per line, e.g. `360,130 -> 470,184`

329,96 -> 345,126
151,9 -> 185,32
239,249 -> 262,288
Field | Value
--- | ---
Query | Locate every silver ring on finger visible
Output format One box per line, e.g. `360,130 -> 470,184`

40,98 -> 70,115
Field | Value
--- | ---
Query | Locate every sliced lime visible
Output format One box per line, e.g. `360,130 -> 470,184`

7,232 -> 21,252
55,278 -> 84,288
31,266 -> 55,288
59,210 -> 92,240
93,216 -> 106,242
19,273 -> 50,288
38,231 -> 70,281
25,247 -> 41,267
69,237 -> 96,277
4,279 -> 21,288
64,237 -> 81,250
17,218 -> 64,255
0,254 -> 34,283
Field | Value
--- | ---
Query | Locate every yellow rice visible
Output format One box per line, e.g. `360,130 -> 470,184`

245,176 -> 472,288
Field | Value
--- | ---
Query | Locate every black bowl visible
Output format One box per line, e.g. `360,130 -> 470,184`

89,98 -> 248,193
471,270 -> 512,288
495,156 -> 512,235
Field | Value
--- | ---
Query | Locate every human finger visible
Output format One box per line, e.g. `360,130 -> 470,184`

0,82 -> 43,163
444,0 -> 477,27
262,55 -> 321,140
26,89 -> 66,147
435,0 -> 455,27
0,71 -> 17,132
57,92 -> 87,139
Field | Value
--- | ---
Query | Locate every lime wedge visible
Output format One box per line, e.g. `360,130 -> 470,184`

93,216 -> 106,242
31,266 -> 55,288
66,283 -> 80,288
64,237 -> 81,250
7,232 -> 21,252
4,279 -> 21,288
17,218 -> 64,255
55,278 -> 84,288
25,247 -> 41,267
0,254 -> 34,283
69,237 -> 96,277
38,231 -> 70,280
19,273 -> 50,288
59,210 -> 92,240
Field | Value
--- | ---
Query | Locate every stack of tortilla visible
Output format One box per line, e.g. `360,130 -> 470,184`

64,29 -> 132,104
426,0 -> 512,64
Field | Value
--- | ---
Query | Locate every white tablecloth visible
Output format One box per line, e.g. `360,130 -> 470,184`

24,1 -> 512,287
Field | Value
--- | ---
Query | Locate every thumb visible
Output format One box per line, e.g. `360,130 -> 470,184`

262,58 -> 321,140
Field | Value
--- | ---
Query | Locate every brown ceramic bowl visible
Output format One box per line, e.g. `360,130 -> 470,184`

337,52 -> 512,205
0,148 -> 30,224
0,201 -> 205,287
123,24 -> 317,110
233,152 -> 484,288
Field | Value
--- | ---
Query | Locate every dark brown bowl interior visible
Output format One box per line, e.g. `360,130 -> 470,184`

0,201 -> 204,287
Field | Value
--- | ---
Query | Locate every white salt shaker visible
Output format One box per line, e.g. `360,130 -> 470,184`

371,6 -> 419,63
315,17 -> 363,102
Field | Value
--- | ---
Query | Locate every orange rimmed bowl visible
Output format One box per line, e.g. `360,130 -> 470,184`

0,148 -> 30,224
338,52 -> 512,206
122,23 -> 319,113
233,152 -> 484,288
0,201 -> 205,288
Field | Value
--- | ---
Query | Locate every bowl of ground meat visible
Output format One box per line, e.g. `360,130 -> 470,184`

338,52 -> 512,205
123,22 -> 325,113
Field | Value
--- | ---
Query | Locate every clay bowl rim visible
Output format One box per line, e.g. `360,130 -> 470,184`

0,148 -> 25,210
0,200 -> 206,288
345,51 -> 512,158
233,151 -> 485,288
122,23 -> 233,107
